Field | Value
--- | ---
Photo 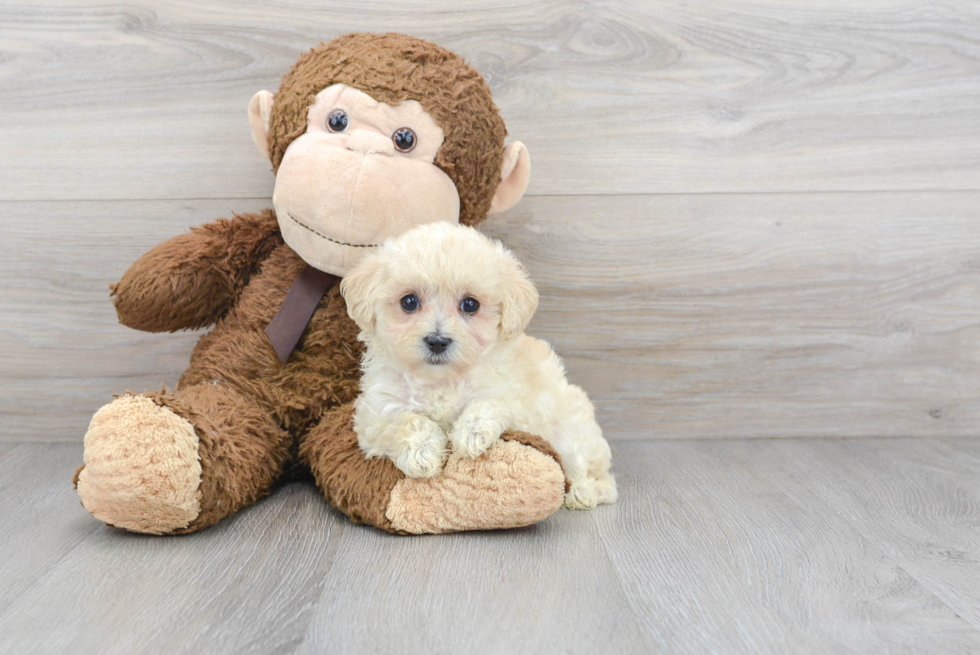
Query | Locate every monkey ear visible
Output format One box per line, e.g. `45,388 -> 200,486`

248,90 -> 275,160
339,255 -> 386,333
488,141 -> 531,215
498,256 -> 539,340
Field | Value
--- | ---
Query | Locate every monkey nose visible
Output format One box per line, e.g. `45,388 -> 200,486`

423,334 -> 453,355
345,129 -> 395,156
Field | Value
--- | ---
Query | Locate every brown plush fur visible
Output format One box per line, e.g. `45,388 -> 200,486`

268,33 -> 507,227
112,210 -> 283,332
300,403 -> 406,532
75,34 -> 565,535
145,384 -> 294,533
175,240 -> 364,433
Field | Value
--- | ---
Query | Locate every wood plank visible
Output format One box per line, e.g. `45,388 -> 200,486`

4,441 -> 980,653
0,198 -> 266,442
0,446 -> 348,653
299,511 -> 652,654
0,442 -> 650,654
741,437 -> 980,633
3,192 -> 979,441
0,442 -> 101,618
489,191 -> 980,439
1,0 -> 978,200
594,440 -> 980,654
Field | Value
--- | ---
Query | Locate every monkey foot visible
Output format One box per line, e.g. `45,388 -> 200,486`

384,431 -> 567,534
75,395 -> 202,535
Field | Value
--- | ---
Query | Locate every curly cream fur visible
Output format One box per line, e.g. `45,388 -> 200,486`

344,223 -> 617,509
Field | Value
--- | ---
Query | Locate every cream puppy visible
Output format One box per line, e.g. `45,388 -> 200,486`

341,222 -> 617,509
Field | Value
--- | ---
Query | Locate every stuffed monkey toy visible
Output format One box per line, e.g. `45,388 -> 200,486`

72,33 -> 568,535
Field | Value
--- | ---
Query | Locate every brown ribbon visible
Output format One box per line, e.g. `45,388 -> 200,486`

265,265 -> 338,364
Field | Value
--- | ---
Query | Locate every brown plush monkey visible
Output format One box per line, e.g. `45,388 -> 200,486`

72,33 -> 567,535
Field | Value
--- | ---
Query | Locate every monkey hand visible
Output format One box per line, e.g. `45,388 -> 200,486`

302,405 -> 569,535
112,210 -> 280,332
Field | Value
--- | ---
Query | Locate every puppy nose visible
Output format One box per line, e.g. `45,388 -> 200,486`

423,334 -> 453,354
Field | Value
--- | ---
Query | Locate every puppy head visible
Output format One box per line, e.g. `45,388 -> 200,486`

340,222 -> 538,378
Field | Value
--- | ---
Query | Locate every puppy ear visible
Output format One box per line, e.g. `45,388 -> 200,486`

340,254 -> 386,332
499,256 -> 539,339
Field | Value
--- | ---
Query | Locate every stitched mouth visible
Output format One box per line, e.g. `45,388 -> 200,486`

283,211 -> 380,249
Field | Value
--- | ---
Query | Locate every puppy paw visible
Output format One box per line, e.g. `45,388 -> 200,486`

450,415 -> 505,459
393,421 -> 448,478
563,479 -> 599,510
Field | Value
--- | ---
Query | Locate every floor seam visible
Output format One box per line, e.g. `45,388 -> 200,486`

741,439 -> 980,639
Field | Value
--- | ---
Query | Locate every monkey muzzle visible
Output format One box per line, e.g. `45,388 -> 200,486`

273,131 -> 460,277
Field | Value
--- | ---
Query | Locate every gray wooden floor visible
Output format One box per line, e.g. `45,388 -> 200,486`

1,438 -> 979,654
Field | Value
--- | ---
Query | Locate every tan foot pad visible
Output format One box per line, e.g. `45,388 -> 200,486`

76,395 -> 202,535
385,439 -> 565,534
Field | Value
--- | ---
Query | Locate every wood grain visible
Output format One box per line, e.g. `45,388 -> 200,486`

595,440 -> 980,654
743,437 -> 980,632
3,192 -> 978,441
0,442 -> 101,619
0,443 -> 344,654
4,440 -> 980,654
494,191 -> 980,439
0,1 -> 978,200
299,515 -> 653,654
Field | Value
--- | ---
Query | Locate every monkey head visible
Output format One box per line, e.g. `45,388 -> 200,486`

247,33 -> 531,276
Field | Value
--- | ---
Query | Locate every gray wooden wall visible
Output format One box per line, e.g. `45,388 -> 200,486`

1,1 -> 978,441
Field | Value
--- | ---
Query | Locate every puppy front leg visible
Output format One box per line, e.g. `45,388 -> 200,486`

450,400 -> 510,459
361,413 -> 448,479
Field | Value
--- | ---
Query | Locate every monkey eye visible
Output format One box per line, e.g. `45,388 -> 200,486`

400,294 -> 420,313
460,297 -> 480,315
327,109 -> 349,132
392,127 -> 417,153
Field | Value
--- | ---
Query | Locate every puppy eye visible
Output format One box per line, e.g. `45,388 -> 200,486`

327,109 -> 349,132
392,127 -> 417,153
400,294 -> 420,313
460,297 -> 480,315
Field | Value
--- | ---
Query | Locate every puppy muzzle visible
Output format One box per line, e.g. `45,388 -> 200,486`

422,333 -> 453,365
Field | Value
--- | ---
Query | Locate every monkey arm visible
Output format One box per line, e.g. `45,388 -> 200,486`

112,209 -> 282,332
300,404 -> 567,534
